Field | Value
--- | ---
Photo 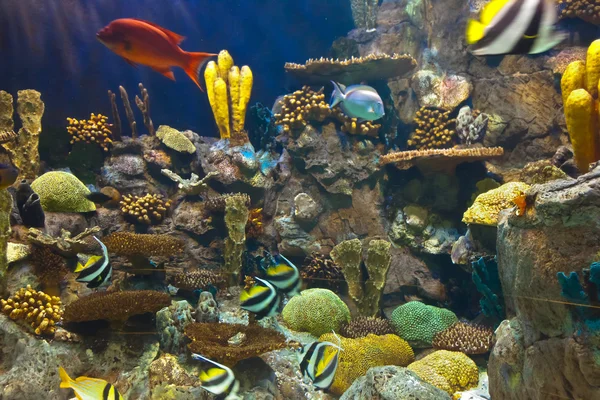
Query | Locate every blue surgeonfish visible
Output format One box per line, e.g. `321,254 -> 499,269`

329,81 -> 385,121
466,0 -> 566,55
192,353 -> 241,400
239,276 -> 280,319
262,251 -> 301,297
75,236 -> 112,289
59,366 -> 124,400
299,332 -> 343,391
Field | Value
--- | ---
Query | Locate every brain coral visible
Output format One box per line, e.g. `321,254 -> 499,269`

282,288 -> 350,336
390,301 -> 458,348
462,181 -> 530,226
407,350 -> 479,395
319,333 -> 415,395
31,171 -> 96,212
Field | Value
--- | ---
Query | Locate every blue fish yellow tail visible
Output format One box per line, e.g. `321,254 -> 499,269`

59,366 -> 72,389
329,81 -> 346,108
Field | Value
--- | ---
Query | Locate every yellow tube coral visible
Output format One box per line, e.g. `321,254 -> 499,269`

586,40 -> 600,98
214,78 -> 230,139
561,60 -> 586,106
204,61 -> 219,116
218,50 -> 234,84
239,65 -> 253,132
565,89 -> 599,173
229,66 -> 242,133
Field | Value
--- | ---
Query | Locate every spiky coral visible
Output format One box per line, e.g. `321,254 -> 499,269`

340,317 -> 395,338
120,193 -> 171,225
66,113 -> 113,152
1,285 -> 62,336
30,171 -> 96,212
168,269 -> 227,291
63,290 -> 171,323
390,301 -> 458,348
185,322 -> 287,367
463,181 -> 531,226
408,107 -> 456,150
282,288 -> 350,336
407,350 -> 479,395
432,322 -> 493,354
300,252 -> 345,290
102,232 -> 184,257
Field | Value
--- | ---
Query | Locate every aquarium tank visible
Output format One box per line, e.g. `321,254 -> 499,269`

1,0 -> 600,398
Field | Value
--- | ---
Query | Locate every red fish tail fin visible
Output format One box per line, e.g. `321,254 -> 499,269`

184,52 -> 217,91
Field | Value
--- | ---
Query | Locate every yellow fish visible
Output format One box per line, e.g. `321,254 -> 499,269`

59,366 -> 124,400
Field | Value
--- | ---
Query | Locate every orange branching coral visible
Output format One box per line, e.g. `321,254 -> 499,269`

1,285 -> 63,336
63,290 -> 171,323
340,317 -> 396,338
103,232 -> 184,257
246,207 -> 263,238
432,322 -> 493,355
301,252 -> 345,291
408,107 -> 456,150
168,269 -> 228,291
66,113 -> 113,152
185,322 -> 287,367
120,193 -> 172,225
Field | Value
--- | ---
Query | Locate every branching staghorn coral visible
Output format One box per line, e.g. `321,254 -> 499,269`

27,226 -> 101,257
120,193 -> 171,225
161,169 -> 218,196
1,285 -> 63,336
432,322 -> 493,354
66,113 -> 113,152
408,107 -> 456,150
135,83 -> 155,136
350,0 -> 379,30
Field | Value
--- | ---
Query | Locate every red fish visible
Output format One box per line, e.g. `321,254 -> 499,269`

97,18 -> 216,90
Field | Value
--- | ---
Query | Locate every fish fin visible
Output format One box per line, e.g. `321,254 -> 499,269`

480,0 -> 511,25
130,18 -> 186,45
151,66 -> 176,81
74,262 -> 85,273
466,19 -> 486,45
329,81 -> 345,109
58,367 -> 72,389
183,52 -> 218,91
122,57 -> 139,68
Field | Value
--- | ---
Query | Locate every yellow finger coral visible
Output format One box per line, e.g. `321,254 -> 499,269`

1,285 -> 63,336
407,350 -> 478,395
31,171 -> 96,212
462,181 -> 530,226
586,40 -> 600,98
565,89 -> 599,173
560,60 -> 586,106
66,113 -> 113,152
318,333 -> 415,395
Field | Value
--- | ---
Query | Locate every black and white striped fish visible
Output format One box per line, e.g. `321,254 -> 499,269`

466,0 -> 565,55
263,252 -> 301,297
239,277 -> 280,319
75,236 -> 112,289
192,354 -> 241,400
299,333 -> 343,391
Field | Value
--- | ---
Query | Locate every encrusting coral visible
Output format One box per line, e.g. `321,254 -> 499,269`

31,171 -> 96,212
156,125 -> 196,154
205,193 -> 251,213
184,322 -> 287,367
463,181 -> 531,226
407,107 -> 456,150
390,301 -> 458,348
558,0 -> 600,25
282,288 -> 351,336
1,285 -> 62,336
300,252 -> 345,291
407,350 -> 479,395
204,50 -> 253,145
63,290 -> 171,323
7,242 -> 31,264
102,232 -> 184,257
319,332 -> 415,396
66,113 -> 113,152
168,269 -> 227,291
120,193 -> 171,225
223,194 -> 250,282
340,316 -> 396,338
432,322 -> 493,354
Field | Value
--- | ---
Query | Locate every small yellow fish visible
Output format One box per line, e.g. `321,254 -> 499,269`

59,366 -> 124,400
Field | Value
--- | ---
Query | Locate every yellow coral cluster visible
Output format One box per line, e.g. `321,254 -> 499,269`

561,40 -> 600,172
318,333 -> 415,395
462,181 -> 530,226
204,50 -> 253,144
408,107 -> 455,150
407,350 -> 479,395
558,0 -> 600,25
120,193 -> 171,225
1,285 -> 62,336
66,113 -> 113,152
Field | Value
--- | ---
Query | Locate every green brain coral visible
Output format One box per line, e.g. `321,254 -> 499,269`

407,350 -> 479,395
391,301 -> 458,348
31,171 -> 96,212
282,288 -> 350,336
156,125 -> 196,154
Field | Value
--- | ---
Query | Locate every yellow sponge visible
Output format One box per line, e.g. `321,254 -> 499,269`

565,89 -> 599,173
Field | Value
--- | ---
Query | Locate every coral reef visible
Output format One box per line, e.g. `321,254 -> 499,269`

519,160 -> 570,185
161,169 -> 218,196
156,300 -> 194,354
558,0 -> 600,25
193,291 -> 219,323
31,171 -> 96,212
156,125 -> 196,154
300,252 -> 345,290
463,182 -> 530,226
107,89 -> 122,141
102,232 -> 184,257
407,350 -> 479,395
340,316 -> 395,338
7,242 -> 31,264
407,107 -> 456,150
245,207 -> 263,239
319,332 -> 415,395
432,322 -> 493,354
27,226 -> 100,257
472,257 -> 505,322
205,192 -> 251,213
63,290 -> 171,323
456,106 -> 487,145
390,301 -> 458,348
135,83 -> 155,136
168,269 -> 227,291
224,193 -> 250,282
284,53 -> 417,85
1,285 -> 62,336
110,84 -> 154,138
350,0 -> 379,30
184,322 -> 286,367
66,113 -> 113,152
30,246 -> 69,293
0,190 -> 11,278
411,71 -> 472,111
282,288 -> 350,336
120,193 -> 171,225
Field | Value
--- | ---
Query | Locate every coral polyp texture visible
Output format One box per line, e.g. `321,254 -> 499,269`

284,53 -> 417,85
30,171 -> 96,212
205,192 -> 251,213
558,0 -> 600,25
156,125 -> 196,154
319,332 -> 415,395
31,246 -> 69,289
120,193 -> 171,225
340,316 -> 396,338
463,181 -> 531,226
184,322 -> 287,367
300,252 -> 345,290
282,288 -> 351,336
102,232 -> 184,256
66,113 -> 113,152
390,301 -> 458,348
408,107 -> 456,150
1,285 -> 63,336
63,290 -> 171,323
168,269 -> 227,291
407,350 -> 479,395
432,322 -> 493,354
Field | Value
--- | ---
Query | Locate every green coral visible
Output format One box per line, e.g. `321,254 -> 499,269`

282,288 -> 350,336
407,350 -> 479,395
156,125 -> 196,154
31,171 -> 96,212
462,181 -> 530,226
391,301 -> 458,348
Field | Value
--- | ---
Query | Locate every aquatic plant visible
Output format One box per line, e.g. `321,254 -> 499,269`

161,169 -> 218,196
26,226 -> 101,257
204,50 -> 253,145
184,322 -> 287,367
63,290 -> 171,323
1,285 -> 63,336
168,269 -> 227,291
330,239 -> 392,317
30,171 -> 96,212
224,194 -> 250,283
407,107 -> 456,150
407,350 -> 479,395
472,256 -> 505,322
340,316 -> 396,339
66,113 -> 113,152
300,252 -> 345,291
102,232 -> 184,257
282,288 -> 350,336
463,182 -> 530,226
156,125 -> 196,154
318,332 -> 415,395
120,193 -> 171,225
432,322 -> 493,354
390,301 -> 458,348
